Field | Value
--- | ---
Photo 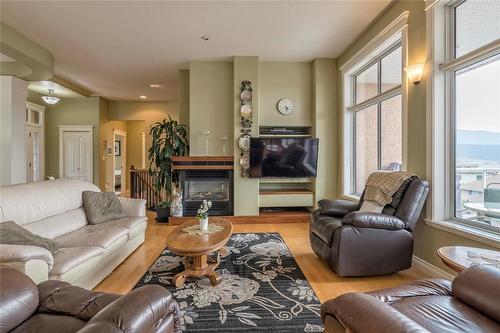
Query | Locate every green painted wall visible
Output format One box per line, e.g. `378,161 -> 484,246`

233,56 -> 260,215
336,0 -> 497,274
178,69 -> 190,131
259,62 -> 313,126
44,96 -> 101,184
26,89 -> 43,104
189,61 -> 234,156
185,57 -> 338,215
313,59 -> 339,202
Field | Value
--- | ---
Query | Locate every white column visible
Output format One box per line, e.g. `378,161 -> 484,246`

1,76 -> 28,185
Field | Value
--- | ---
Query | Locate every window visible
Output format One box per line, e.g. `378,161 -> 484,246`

349,42 -> 403,194
435,0 -> 500,232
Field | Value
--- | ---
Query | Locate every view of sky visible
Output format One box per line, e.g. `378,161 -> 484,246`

456,55 -> 500,133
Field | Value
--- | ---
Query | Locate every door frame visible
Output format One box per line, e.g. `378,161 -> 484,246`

58,125 -> 93,182
26,101 -> 45,182
112,128 -> 127,194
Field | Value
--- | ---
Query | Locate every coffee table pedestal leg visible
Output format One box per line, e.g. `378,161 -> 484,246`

173,254 -> 221,287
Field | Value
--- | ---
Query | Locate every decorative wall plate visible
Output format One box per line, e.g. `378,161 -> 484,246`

239,154 -> 249,169
240,104 -> 252,118
240,90 -> 252,102
238,134 -> 251,151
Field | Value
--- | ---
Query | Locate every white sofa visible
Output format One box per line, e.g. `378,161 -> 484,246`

0,179 -> 147,289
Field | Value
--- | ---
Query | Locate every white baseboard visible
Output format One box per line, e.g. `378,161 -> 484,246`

412,256 -> 456,280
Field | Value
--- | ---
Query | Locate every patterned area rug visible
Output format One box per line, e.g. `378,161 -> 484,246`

134,233 -> 323,332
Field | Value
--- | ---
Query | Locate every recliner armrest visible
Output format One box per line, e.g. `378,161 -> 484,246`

37,280 -> 120,321
452,265 -> 500,322
318,199 -> 359,218
118,197 -> 147,217
342,211 -> 405,230
368,278 -> 452,303
77,285 -> 181,333
321,293 -> 429,333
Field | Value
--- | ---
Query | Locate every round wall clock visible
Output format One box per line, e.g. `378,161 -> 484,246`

277,98 -> 294,115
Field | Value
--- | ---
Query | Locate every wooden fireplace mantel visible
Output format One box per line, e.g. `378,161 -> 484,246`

171,156 -> 234,170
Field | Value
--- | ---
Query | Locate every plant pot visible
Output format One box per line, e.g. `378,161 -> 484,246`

156,207 -> 170,223
199,217 -> 209,231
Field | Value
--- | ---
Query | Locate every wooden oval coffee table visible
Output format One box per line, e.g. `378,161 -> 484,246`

165,217 -> 232,287
437,246 -> 500,273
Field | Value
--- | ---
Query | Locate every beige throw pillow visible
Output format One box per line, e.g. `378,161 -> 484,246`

82,191 -> 126,225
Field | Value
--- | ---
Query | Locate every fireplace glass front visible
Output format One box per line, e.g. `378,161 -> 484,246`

185,180 -> 230,202
180,170 -> 233,216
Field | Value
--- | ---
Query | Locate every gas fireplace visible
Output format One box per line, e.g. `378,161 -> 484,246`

172,156 -> 234,216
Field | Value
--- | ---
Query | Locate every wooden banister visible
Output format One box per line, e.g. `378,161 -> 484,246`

130,169 -> 160,210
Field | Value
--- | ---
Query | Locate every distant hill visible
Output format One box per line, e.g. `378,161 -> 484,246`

457,130 -> 500,161
457,144 -> 500,161
457,130 -> 500,145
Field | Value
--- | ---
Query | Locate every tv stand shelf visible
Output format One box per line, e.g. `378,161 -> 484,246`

260,189 -> 313,195
259,188 -> 314,208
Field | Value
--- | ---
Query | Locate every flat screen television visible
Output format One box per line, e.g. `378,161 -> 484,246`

249,137 -> 319,178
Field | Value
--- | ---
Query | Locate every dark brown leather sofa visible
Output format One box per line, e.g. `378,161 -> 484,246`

0,267 -> 181,333
321,265 -> 500,333
310,176 -> 429,276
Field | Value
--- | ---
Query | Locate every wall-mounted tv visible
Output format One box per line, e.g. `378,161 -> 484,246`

249,137 -> 319,178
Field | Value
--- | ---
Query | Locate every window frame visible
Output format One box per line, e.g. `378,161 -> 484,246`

426,0 -> 500,242
352,42 -> 403,194
340,12 -> 409,198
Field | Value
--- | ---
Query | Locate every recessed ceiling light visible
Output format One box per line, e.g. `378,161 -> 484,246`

201,35 -> 210,41
140,95 -> 147,99
150,84 -> 162,88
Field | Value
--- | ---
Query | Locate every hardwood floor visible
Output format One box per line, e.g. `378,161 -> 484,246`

94,212 -> 436,302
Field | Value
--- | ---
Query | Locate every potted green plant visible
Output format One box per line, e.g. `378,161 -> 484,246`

155,200 -> 172,221
148,116 -> 189,222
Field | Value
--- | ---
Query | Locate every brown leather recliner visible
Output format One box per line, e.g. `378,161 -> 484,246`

321,265 -> 500,333
310,176 -> 429,276
0,267 -> 181,333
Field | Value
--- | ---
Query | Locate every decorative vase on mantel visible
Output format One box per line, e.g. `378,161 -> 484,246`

197,200 -> 212,231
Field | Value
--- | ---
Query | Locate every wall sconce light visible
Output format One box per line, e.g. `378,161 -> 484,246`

404,63 -> 425,85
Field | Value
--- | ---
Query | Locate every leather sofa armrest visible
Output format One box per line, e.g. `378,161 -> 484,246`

318,199 -> 359,218
368,279 -> 452,303
118,197 -> 147,217
37,280 -> 120,321
342,211 -> 405,230
452,265 -> 500,322
0,244 -> 54,269
77,285 -> 181,333
321,293 -> 429,333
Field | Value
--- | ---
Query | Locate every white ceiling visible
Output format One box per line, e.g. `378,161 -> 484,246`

1,0 -> 391,101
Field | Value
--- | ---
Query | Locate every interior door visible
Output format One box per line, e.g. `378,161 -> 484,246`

63,131 -> 91,181
26,126 -> 42,182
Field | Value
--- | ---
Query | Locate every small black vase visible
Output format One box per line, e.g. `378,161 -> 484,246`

156,207 -> 170,223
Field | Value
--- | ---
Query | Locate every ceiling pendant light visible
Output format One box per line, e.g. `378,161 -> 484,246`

42,89 -> 60,105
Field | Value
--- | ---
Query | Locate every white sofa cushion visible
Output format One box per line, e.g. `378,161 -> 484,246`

0,179 -> 100,226
23,208 -> 88,239
53,223 -> 129,249
51,246 -> 104,276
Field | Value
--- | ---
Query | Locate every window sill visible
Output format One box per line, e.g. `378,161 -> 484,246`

424,219 -> 500,249
341,194 -> 360,203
